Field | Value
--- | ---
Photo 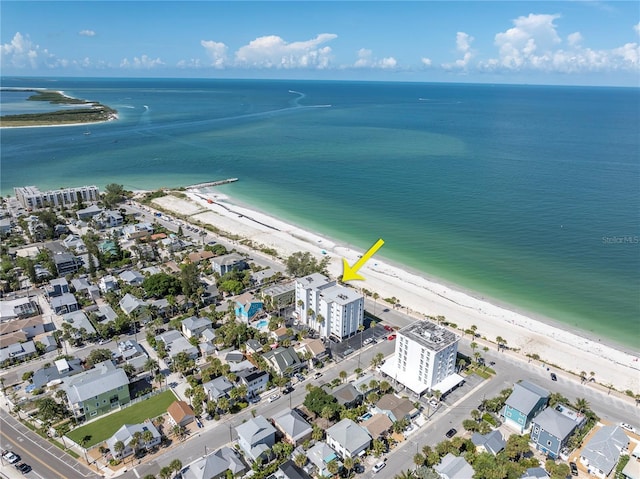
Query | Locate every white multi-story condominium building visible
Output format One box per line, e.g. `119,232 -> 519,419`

14,185 -> 100,211
295,273 -> 364,340
381,320 -> 461,396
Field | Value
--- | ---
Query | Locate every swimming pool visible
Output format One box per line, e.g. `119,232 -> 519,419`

256,319 -> 268,328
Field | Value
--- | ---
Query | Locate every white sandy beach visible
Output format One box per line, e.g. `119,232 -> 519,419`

152,190 -> 640,394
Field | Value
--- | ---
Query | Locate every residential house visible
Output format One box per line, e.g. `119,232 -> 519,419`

62,360 -> 130,420
119,270 -> 145,286
50,293 -> 80,315
236,415 -> 277,462
62,311 -> 97,338
471,430 -> 506,456
62,234 -> 87,253
235,293 -> 263,322
201,282 -> 219,306
76,204 -> 103,221
52,252 -> 84,276
621,444 -> 640,479
160,235 -> 186,253
98,275 -> 119,294
211,253 -> 247,275
71,277 -> 100,301
434,453 -> 475,479
521,467 -> 550,479
106,422 -> 161,459
307,441 -> 341,478
96,304 -> 118,323
351,372 -> 377,396
261,281 -> 295,311
122,223 -> 154,240
580,425 -> 629,479
530,405 -> 584,459
112,340 -> 148,370
47,277 -> 70,297
0,297 -> 40,321
0,316 -> 45,340
182,316 -> 213,339
361,414 -> 393,440
187,250 -> 215,264
0,340 -> 37,364
0,217 -> 12,237
167,400 -> 195,427
93,210 -> 123,229
119,294 -> 149,320
272,408 -> 313,446
262,347 -> 303,376
375,394 -> 419,423
180,446 -> 247,479
379,320 -> 462,396
251,268 -> 277,286
503,380 -> 550,433
279,460 -> 313,479
237,368 -> 269,397
203,376 -> 234,402
32,358 -> 83,389
156,330 -> 199,362
271,327 -> 291,343
326,419 -> 371,459
324,383 -> 362,408
245,339 -> 264,355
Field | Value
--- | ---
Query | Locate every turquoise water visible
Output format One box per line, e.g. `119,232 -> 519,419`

1,78 -> 638,349
256,320 -> 269,329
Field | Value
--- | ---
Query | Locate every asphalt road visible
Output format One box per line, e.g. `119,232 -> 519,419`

0,410 -> 100,479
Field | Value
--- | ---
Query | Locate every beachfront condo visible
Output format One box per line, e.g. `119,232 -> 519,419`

294,273 -> 364,340
380,320 -> 461,397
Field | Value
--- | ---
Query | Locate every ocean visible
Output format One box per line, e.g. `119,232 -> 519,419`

1,77 -> 638,349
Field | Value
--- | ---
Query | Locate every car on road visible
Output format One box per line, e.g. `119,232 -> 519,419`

569,462 -> 578,476
550,373 -> 557,381
383,325 -> 394,332
372,461 -> 387,473
283,386 -> 294,395
295,373 -> 305,382
387,334 -> 396,341
2,451 -> 20,464
314,372 -> 323,379
620,422 -> 637,433
363,338 -> 373,345
268,394 -> 280,403
15,463 -> 31,474
445,428 -> 457,438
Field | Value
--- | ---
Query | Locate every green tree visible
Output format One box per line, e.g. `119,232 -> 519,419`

170,459 -> 183,476
103,183 -> 126,208
142,273 -> 182,298
294,453 -> 307,468
504,434 -> 531,461
285,251 -> 329,277
114,440 -> 125,458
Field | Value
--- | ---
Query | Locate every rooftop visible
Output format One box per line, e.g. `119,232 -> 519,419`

398,320 -> 459,352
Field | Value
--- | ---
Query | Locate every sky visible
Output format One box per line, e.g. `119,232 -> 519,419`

1,1 -> 639,86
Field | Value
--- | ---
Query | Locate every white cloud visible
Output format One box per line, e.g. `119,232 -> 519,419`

177,58 -> 203,69
0,32 -> 55,69
481,13 -> 639,73
200,40 -> 227,68
421,57 -> 432,67
442,31 -> 474,70
120,55 -> 165,69
634,22 -> 640,35
79,30 -> 95,37
353,48 -> 397,69
234,33 -> 337,69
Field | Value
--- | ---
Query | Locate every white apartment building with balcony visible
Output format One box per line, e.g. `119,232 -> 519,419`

295,273 -> 364,340
381,320 -> 462,396
14,185 -> 100,211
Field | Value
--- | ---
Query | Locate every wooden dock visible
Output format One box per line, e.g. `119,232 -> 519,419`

186,178 -> 238,189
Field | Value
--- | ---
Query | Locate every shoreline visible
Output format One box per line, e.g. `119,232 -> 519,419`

151,189 -> 639,393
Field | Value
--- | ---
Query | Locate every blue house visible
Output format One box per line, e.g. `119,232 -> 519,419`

235,292 -> 263,322
503,380 -> 549,433
531,405 -> 584,458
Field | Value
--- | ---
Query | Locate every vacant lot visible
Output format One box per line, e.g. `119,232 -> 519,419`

66,390 -> 177,448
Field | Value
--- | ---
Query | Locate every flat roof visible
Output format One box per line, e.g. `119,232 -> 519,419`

398,320 -> 459,352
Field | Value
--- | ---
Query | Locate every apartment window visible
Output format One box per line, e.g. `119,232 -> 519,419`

90,411 -> 97,417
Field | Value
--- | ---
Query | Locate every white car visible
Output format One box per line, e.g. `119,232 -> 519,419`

268,394 -> 280,403
372,461 -> 386,473
2,451 -> 20,464
620,423 -> 636,433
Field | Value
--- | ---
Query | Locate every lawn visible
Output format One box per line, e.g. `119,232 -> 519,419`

66,390 -> 177,448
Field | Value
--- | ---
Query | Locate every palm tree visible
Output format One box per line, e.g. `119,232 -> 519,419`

294,453 -> 307,468
142,429 -> 154,450
130,431 -> 143,461
159,466 -> 173,479
432,389 -> 442,401
470,324 -> 478,336
379,380 -> 392,394
470,342 -> 478,354
589,371 -> 596,383
580,371 -> 587,383
170,459 -> 183,476
343,456 -> 354,475
574,397 -> 589,413
114,440 -> 125,459
327,460 -> 340,478
372,292 -> 379,316
413,453 -> 425,468
471,409 -> 481,422
339,370 -> 347,383
496,336 -> 506,350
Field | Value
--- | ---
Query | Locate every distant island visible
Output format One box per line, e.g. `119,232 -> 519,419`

0,89 -> 118,127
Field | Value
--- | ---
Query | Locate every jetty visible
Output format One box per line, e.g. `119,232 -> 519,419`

186,178 -> 238,189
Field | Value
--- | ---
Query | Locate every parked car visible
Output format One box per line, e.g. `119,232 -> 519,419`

15,463 -> 31,474
2,451 -> 20,464
387,334 -> 396,341
283,386 -> 294,395
569,462 -> 578,476
550,373 -> 557,381
445,428 -> 457,438
314,372 -> 323,379
383,325 -> 394,332
372,461 -> 386,473
620,422 -> 637,433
